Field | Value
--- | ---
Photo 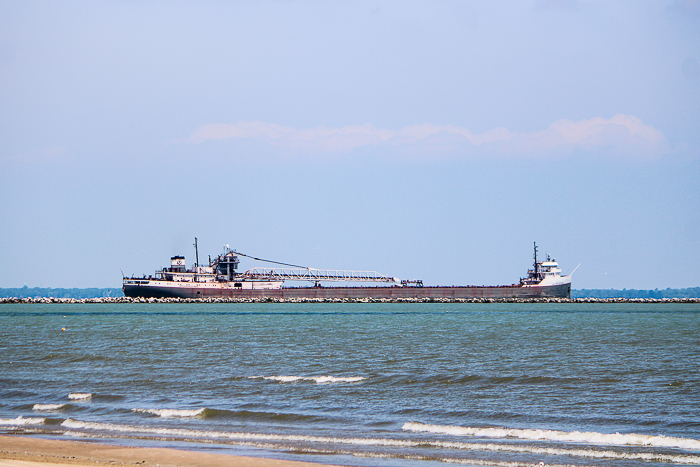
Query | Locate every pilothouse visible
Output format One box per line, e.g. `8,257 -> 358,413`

521,243 -> 573,288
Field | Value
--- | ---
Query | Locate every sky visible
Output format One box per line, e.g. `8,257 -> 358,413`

1,0 -> 699,289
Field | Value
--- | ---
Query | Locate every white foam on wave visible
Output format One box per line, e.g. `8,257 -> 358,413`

59,418 -> 700,464
402,421 -> 700,451
249,375 -> 365,384
132,408 -> 206,418
434,440 -> 700,464
59,417 -> 437,447
259,376 -> 304,382
312,376 -> 365,383
0,416 -> 46,426
33,403 -> 68,411
439,459 -> 582,467
68,393 -> 92,400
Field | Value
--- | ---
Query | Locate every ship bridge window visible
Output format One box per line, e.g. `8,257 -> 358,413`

234,282 -> 242,288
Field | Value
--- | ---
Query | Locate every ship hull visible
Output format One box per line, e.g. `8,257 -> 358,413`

123,282 -> 571,299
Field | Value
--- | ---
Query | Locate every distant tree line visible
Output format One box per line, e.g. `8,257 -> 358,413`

572,287 -> 700,299
0,286 -> 125,299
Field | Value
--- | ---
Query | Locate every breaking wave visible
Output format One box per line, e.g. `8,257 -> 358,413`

32,403 -> 68,411
68,393 -> 92,400
0,416 -> 46,426
58,418 -> 700,464
249,375 -> 365,384
132,408 -> 206,418
402,422 -> 700,451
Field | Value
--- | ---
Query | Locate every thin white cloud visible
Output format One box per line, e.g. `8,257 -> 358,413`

504,114 -> 666,154
186,115 -> 666,156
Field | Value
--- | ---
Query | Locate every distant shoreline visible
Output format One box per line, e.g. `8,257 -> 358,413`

1,296 -> 698,304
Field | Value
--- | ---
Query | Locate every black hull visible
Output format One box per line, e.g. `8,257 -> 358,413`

123,283 -> 571,300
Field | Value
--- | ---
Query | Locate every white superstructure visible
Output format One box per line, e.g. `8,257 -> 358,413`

521,243 -> 574,288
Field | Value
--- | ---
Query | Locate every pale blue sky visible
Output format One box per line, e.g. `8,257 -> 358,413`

1,0 -> 699,289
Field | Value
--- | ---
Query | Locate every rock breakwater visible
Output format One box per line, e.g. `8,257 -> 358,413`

0,297 -> 698,304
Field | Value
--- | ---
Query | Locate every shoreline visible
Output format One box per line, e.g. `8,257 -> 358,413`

0,435 -> 343,467
1,297 -> 698,304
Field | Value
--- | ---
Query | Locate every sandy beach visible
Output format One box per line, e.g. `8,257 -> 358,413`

0,436 -> 342,467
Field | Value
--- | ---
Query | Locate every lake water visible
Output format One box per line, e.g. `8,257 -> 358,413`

1,303 -> 699,467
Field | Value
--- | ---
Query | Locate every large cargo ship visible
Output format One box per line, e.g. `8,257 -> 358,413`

123,241 -> 574,299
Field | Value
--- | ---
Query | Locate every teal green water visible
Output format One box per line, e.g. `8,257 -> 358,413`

1,303 -> 699,467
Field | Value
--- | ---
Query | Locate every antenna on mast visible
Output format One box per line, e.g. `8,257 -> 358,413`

194,237 -> 199,268
533,242 -> 539,278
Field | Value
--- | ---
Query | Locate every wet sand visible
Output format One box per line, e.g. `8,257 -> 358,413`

0,436 -> 343,467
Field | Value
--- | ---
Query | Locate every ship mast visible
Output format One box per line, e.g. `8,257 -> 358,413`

194,237 -> 199,268
533,241 -> 539,278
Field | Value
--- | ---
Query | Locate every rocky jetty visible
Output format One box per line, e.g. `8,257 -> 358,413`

0,296 -> 698,304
